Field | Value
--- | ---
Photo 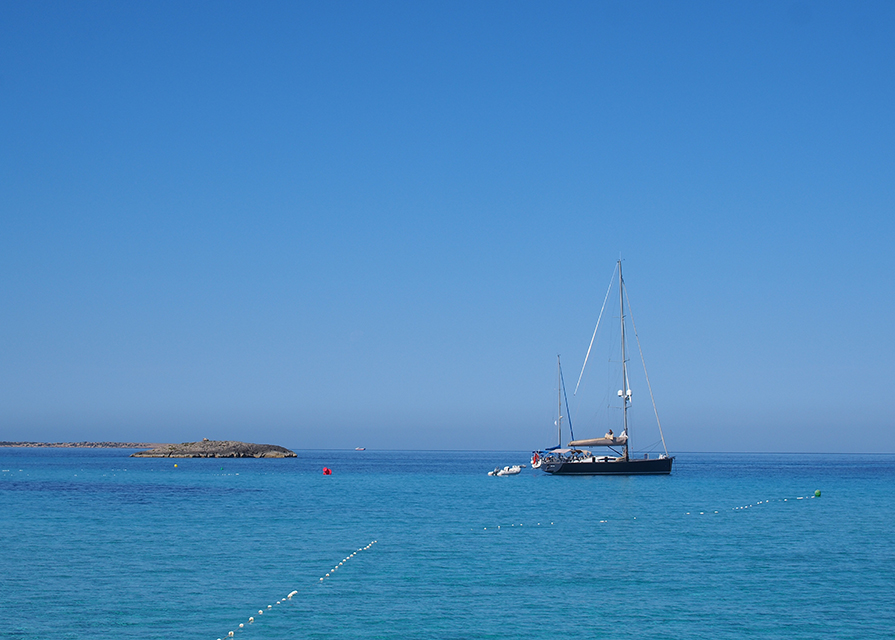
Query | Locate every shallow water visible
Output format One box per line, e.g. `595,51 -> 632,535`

1,449 -> 893,639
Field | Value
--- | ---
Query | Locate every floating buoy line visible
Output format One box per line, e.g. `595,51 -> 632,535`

719,490 -> 821,514
214,491 -> 820,636
215,539 -> 378,640
475,490 -> 822,531
480,522 -> 555,530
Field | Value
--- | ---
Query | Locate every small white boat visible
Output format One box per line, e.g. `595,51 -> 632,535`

355,447 -> 366,451
488,464 -> 526,476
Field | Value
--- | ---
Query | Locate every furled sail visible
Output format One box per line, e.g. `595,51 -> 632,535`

568,434 -> 628,448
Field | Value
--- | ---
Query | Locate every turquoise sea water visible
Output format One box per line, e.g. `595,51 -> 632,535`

1,449 -> 893,639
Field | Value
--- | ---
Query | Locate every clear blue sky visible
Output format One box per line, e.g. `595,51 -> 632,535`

2,1 -> 893,452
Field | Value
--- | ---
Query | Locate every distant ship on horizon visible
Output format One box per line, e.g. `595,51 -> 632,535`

355,447 -> 366,451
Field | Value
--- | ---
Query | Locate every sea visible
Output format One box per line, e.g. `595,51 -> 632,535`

1,449 -> 893,640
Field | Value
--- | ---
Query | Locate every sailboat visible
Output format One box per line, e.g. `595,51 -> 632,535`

532,260 -> 673,475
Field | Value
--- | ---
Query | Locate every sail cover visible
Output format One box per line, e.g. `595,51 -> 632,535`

568,435 -> 628,447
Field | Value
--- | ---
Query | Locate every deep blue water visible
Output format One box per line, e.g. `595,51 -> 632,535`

1,449 -> 893,639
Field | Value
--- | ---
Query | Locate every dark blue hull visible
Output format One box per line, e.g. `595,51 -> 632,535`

542,457 -> 673,475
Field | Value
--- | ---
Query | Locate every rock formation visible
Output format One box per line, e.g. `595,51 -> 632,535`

0,441 -> 165,448
130,439 -> 296,458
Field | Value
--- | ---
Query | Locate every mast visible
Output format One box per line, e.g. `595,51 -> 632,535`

556,355 -> 563,448
619,260 -> 630,461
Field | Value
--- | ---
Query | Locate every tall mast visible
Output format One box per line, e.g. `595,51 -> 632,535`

557,355 -> 563,448
619,260 -> 630,461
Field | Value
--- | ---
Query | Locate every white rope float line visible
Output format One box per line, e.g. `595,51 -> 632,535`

677,491 -> 822,516
478,520 -> 620,529
216,539 -> 378,640
722,491 -> 821,513
479,522 -> 554,530
475,492 -> 822,530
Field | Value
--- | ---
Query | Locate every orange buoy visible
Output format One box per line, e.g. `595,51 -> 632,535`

323,467 -> 332,475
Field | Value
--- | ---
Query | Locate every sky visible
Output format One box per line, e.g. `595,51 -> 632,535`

1,1 -> 894,452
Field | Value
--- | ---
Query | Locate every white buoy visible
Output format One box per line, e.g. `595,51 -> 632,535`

288,590 -> 298,599
229,632 -> 234,637
239,623 -> 244,628
258,610 -> 263,615
249,617 -> 254,623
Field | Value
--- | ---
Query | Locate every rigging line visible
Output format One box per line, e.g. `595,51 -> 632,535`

559,364 -> 575,442
623,284 -> 668,457
574,263 -> 617,395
